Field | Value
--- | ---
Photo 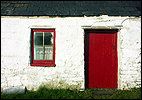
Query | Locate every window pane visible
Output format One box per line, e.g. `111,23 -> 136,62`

44,46 -> 53,60
44,32 -> 53,45
34,46 -> 44,60
34,32 -> 43,45
44,32 -> 53,60
34,32 -> 44,60
33,32 -> 54,60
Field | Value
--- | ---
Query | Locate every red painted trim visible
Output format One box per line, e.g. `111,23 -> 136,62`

85,30 -> 118,33
53,29 -> 56,65
31,29 -> 56,67
32,30 -> 34,64
33,60 -> 54,64
33,29 -> 55,32
115,32 -> 118,88
31,63 -> 56,67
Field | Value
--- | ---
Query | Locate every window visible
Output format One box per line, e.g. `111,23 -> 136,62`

30,29 -> 56,66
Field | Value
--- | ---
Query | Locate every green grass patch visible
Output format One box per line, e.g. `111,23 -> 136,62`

1,87 -> 141,99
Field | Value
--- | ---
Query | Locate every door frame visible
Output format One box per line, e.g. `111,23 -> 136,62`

84,29 -> 119,89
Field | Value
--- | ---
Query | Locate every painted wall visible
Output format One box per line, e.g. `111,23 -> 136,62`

1,16 -> 141,91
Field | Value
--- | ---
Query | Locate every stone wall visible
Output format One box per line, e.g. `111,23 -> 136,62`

1,16 -> 141,91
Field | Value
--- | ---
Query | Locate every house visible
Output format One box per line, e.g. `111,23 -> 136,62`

1,1 -> 141,91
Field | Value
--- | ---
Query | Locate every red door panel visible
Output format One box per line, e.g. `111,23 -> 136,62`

87,30 -> 118,88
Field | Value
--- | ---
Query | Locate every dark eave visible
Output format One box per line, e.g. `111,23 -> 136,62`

1,1 -> 141,16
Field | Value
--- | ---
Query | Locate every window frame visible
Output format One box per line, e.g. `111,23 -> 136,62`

30,29 -> 56,67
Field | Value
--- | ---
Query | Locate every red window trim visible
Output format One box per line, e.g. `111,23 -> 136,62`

31,29 -> 56,67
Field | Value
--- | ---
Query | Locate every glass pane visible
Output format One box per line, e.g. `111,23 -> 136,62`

34,32 -> 44,60
44,32 -> 53,60
34,46 -> 44,60
34,32 -> 43,45
44,32 -> 53,45
33,32 -> 54,60
44,46 -> 53,60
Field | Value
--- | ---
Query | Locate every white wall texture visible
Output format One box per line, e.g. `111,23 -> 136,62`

1,16 -> 141,91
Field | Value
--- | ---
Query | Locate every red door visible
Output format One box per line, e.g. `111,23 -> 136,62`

85,30 -> 118,88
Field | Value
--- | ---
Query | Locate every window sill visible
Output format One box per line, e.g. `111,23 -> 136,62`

30,63 -> 56,67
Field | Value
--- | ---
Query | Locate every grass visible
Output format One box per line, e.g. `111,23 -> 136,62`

1,86 -> 141,99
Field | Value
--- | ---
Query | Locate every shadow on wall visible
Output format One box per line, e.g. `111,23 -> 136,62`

84,30 -> 89,89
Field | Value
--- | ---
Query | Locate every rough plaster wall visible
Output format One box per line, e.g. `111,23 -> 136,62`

1,16 -> 141,91
1,17 -> 84,91
119,18 -> 141,89
81,16 -> 141,90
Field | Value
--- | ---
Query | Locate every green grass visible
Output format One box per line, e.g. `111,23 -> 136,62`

1,87 -> 141,99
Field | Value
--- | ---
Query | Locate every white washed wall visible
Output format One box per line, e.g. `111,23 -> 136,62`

118,18 -> 141,89
1,16 -> 141,91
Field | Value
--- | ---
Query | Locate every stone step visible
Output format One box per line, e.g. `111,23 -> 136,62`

92,90 -> 114,95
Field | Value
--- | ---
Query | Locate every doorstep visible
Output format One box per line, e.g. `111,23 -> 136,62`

92,90 -> 114,95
